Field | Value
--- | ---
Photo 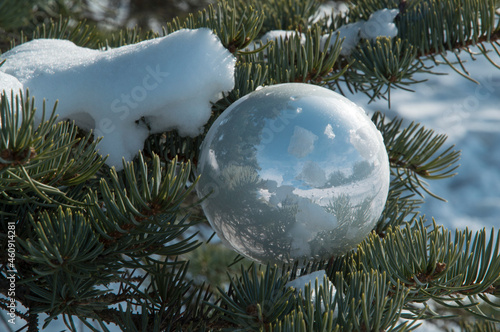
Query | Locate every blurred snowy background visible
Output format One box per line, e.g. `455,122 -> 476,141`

312,1 -> 500,234
348,49 -> 500,234
352,48 -> 500,330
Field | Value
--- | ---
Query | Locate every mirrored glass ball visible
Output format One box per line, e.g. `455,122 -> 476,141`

196,83 -> 390,265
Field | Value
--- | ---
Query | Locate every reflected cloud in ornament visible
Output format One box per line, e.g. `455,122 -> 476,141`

288,126 -> 318,158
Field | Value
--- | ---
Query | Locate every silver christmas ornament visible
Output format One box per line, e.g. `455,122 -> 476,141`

196,83 -> 390,265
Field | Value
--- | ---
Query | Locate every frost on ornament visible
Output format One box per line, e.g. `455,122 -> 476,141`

0,28 -> 236,169
196,83 -> 390,265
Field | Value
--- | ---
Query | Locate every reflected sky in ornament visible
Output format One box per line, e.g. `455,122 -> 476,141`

196,83 -> 390,265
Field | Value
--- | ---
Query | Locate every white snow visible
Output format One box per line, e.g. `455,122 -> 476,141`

359,9 -> 399,40
344,46 -> 500,234
259,30 -> 305,45
0,71 -> 24,105
0,71 -> 23,93
254,9 -> 399,56
287,125 -> 318,158
286,270 -> 337,314
0,28 -> 236,169
321,21 -> 365,56
321,9 -> 399,56
246,30 -> 305,51
310,1 -> 349,25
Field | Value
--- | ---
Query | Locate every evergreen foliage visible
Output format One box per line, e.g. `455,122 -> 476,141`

1,0 -> 500,331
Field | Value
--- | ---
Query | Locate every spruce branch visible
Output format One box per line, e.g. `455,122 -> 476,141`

323,0 -> 500,101
459,320 -> 500,332
209,264 -> 413,331
211,264 -> 295,330
270,275 -> 338,332
16,208 -> 105,290
335,270 -> 411,331
102,26 -> 160,48
342,37 -> 426,104
0,296 -> 30,320
396,0 -> 498,54
28,16 -> 101,49
164,0 -> 264,53
212,61 -> 269,114
0,0 -> 34,31
371,111 -> 461,201
398,0 -> 500,84
375,178 -> 423,236
96,264 -> 221,331
247,0 -> 321,34
243,25 -> 346,85
2,0 -> 500,330
4,16 -> 103,52
0,90 -> 104,207
340,220 -> 500,322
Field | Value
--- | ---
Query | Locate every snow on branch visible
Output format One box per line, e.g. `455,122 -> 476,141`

0,28 -> 236,169
0,71 -> 23,103
323,9 -> 399,55
252,9 -> 399,56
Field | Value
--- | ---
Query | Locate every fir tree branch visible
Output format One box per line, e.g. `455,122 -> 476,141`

0,91 -> 105,207
2,1 -> 500,330
242,25 -> 346,85
164,0 -> 264,53
326,0 -> 500,100
210,264 -> 295,330
0,296 -> 30,321
371,111 -> 461,201
337,220 -> 500,321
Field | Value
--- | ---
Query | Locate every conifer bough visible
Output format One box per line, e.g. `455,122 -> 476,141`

0,0 -> 499,331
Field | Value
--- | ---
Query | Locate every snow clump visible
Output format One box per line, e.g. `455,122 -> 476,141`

246,30 -> 305,51
259,30 -> 306,45
286,270 -> 338,314
359,9 -> 399,40
321,8 -> 399,55
0,28 -> 236,169
0,71 -> 24,106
